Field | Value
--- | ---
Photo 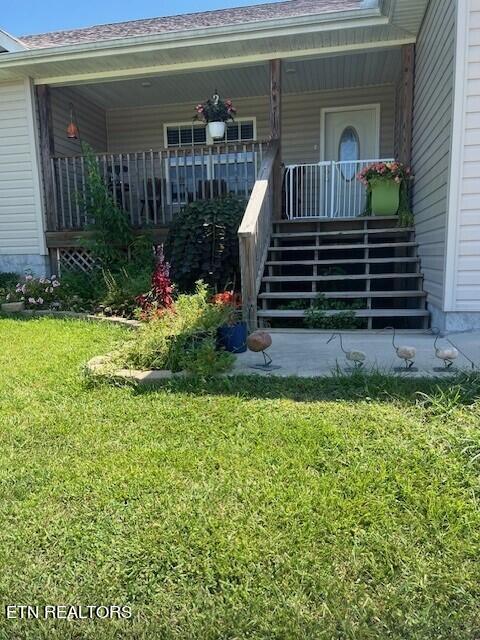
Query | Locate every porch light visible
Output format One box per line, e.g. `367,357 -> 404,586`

66,103 -> 79,140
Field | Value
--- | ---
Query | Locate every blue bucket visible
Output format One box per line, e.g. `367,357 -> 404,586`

217,321 -> 248,353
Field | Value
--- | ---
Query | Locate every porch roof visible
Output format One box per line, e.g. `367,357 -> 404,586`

0,0 -> 427,86
19,0 -> 363,50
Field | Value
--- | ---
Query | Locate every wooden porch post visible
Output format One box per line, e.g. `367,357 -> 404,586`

269,59 -> 282,218
35,85 -> 57,231
399,44 -> 415,166
270,59 -> 281,140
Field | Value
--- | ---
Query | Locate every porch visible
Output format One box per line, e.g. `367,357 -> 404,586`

39,48 -> 409,233
35,47 -> 421,327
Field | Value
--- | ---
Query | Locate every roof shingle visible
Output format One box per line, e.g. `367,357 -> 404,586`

19,0 -> 362,49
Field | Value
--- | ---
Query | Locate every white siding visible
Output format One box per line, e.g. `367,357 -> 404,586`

411,0 -> 456,310
50,86 -> 107,156
0,80 -> 46,257
106,85 -> 396,161
447,0 -> 480,311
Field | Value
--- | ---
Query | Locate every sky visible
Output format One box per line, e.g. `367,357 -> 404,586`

2,0 -> 277,36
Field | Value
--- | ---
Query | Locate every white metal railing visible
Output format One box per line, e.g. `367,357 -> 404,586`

284,159 -> 394,219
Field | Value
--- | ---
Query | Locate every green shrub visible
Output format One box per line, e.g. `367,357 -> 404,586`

99,268 -> 152,317
57,269 -> 106,311
165,196 -> 246,292
57,265 -> 151,316
114,282 -> 233,375
0,272 -> 19,301
179,337 -> 234,376
304,294 -> 364,330
79,143 -> 153,272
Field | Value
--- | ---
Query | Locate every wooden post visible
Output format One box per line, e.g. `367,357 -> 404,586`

399,44 -> 415,166
36,85 -> 57,231
270,59 -> 281,140
269,59 -> 282,218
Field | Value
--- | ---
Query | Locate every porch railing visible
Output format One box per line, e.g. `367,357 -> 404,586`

284,159 -> 394,219
49,141 -> 264,231
238,139 -> 281,329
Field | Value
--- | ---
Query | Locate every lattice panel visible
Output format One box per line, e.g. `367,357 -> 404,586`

56,248 -> 97,274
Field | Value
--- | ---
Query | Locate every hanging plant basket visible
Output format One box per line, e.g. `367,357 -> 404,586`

194,93 -> 236,142
208,121 -> 226,140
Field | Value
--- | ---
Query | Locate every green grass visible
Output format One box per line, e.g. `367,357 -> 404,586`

0,317 -> 479,639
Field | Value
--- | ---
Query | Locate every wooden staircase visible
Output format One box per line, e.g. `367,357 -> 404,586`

257,216 -> 430,330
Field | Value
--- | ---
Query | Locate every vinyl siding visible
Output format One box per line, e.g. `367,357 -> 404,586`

51,86 -> 107,156
452,1 -> 480,310
106,85 -> 395,161
282,85 -> 395,164
0,80 -> 46,256
106,96 -> 269,153
411,0 -> 456,310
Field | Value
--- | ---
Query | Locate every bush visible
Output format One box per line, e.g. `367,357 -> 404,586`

57,266 -> 152,317
304,294 -> 364,330
0,272 -> 19,301
56,269 -> 106,311
114,282 -> 234,375
165,196 -> 246,292
2,272 -> 62,309
99,268 -> 152,317
79,142 -> 153,272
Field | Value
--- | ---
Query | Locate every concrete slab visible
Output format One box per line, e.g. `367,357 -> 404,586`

233,331 -> 480,378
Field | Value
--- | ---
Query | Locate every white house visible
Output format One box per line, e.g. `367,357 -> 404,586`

0,0 -> 478,331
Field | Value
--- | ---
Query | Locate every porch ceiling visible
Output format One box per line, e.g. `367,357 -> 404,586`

69,49 -> 401,109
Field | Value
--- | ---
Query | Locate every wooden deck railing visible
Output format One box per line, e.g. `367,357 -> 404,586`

238,139 -> 281,329
49,142 -> 264,231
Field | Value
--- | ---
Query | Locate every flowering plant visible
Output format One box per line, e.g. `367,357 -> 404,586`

5,272 -> 61,308
357,161 -> 414,224
194,93 -> 236,124
211,290 -> 242,325
136,246 -> 175,320
357,161 -> 412,187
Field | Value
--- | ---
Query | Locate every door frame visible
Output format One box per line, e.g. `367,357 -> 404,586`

319,103 -> 381,161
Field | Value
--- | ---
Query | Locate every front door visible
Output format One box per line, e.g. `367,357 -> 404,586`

321,105 -> 380,217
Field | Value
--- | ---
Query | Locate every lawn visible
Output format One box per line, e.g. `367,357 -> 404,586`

0,317 -> 479,639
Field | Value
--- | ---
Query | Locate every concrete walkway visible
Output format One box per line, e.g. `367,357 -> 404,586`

233,330 -> 480,377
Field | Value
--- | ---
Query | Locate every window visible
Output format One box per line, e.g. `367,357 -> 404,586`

164,118 -> 257,204
165,124 -> 207,148
338,126 -> 360,180
220,119 -> 256,143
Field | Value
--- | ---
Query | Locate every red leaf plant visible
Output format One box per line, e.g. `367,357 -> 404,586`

136,246 -> 174,320
211,290 -> 242,325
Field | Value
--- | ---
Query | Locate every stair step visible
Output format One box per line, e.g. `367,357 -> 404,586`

265,257 -> 420,266
259,291 -> 426,299
257,309 -> 430,319
262,273 -> 423,282
271,228 -> 414,239
268,242 -> 417,252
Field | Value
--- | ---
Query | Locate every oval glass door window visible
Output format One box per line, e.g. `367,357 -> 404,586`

338,126 -> 360,180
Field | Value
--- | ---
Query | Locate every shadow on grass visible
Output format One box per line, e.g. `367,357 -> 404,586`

127,370 -> 480,408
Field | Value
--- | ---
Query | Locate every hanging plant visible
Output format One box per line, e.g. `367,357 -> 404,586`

194,92 -> 237,139
194,92 -> 236,124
